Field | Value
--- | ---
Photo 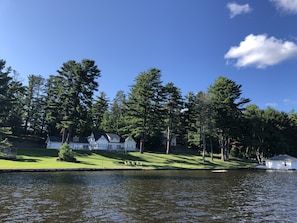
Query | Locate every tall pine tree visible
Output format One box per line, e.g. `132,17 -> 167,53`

125,68 -> 164,153
45,59 -> 100,141
208,76 -> 250,161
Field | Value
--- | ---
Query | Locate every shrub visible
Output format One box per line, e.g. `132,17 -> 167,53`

58,143 -> 76,162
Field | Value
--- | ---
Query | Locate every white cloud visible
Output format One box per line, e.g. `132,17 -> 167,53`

226,2 -> 251,18
283,98 -> 297,105
224,34 -> 297,68
270,0 -> 297,14
266,102 -> 278,108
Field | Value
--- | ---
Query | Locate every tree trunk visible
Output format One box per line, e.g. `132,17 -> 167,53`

202,132 -> 206,162
220,135 -> 228,161
210,137 -> 213,161
139,140 -> 144,154
221,146 -> 225,161
139,133 -> 144,154
166,126 -> 170,154
219,135 -> 225,161
226,137 -> 230,161
256,147 -> 263,164
61,128 -> 66,144
245,146 -> 251,159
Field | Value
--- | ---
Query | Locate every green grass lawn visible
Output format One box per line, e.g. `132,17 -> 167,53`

0,148 -> 256,170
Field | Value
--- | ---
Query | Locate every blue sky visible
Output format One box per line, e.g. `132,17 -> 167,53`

1,0 -> 297,112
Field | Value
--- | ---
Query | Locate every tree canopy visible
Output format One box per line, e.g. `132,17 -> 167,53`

1,58 -> 297,160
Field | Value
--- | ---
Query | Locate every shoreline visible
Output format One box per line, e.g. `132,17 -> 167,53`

0,166 -> 251,173
1,148 -> 257,172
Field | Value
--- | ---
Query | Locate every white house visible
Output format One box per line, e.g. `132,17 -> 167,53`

87,132 -> 138,152
124,136 -> 137,152
265,154 -> 297,170
105,133 -> 123,150
46,136 -> 63,149
46,135 -> 90,150
46,133 -> 138,151
87,133 -> 109,150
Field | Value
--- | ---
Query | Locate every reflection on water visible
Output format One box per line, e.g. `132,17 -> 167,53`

0,170 -> 297,222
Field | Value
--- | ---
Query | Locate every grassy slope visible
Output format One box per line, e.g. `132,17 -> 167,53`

0,148 -> 256,170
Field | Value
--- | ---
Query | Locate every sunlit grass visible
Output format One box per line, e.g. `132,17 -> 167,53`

0,148 -> 256,170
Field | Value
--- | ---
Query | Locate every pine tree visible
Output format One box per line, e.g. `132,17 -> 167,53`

0,60 -> 25,135
163,82 -> 183,154
0,60 -> 13,125
208,76 -> 250,161
91,92 -> 109,131
125,68 -> 164,153
24,74 -> 47,134
45,59 -> 101,141
110,90 -> 127,135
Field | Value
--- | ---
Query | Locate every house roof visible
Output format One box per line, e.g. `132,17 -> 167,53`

91,132 -> 124,142
125,136 -> 135,142
106,133 -> 121,142
266,154 -> 297,162
90,132 -> 107,141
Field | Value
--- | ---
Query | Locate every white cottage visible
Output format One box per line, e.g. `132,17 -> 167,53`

124,136 -> 138,152
265,154 -> 297,170
105,133 -> 123,150
88,132 -> 111,150
46,135 -> 90,150
87,132 -> 138,151
46,136 -> 62,149
46,133 -> 138,151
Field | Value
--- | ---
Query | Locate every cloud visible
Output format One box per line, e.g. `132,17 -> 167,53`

270,0 -> 297,14
283,98 -> 297,105
266,102 -> 278,108
224,34 -> 297,68
226,2 -> 251,18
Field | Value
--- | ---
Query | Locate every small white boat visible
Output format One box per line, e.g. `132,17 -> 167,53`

211,169 -> 228,173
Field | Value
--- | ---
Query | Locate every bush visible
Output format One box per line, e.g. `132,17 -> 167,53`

58,143 -> 76,162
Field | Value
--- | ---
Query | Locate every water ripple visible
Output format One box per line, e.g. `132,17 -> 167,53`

1,170 -> 297,222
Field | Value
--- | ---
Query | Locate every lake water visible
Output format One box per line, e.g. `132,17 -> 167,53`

0,169 -> 296,222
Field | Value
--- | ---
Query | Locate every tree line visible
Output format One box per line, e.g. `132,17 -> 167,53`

1,58 -> 297,161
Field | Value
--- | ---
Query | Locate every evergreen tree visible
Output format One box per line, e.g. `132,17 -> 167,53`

24,74 -> 47,134
243,104 -> 266,161
109,90 -> 127,134
91,92 -> 109,131
0,60 -> 13,125
44,75 -> 65,136
0,60 -> 25,135
184,92 -> 201,148
125,68 -> 164,153
163,82 -> 183,154
184,91 -> 215,160
45,59 -> 100,141
263,107 -> 290,156
208,76 -> 250,161
195,91 -> 214,161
